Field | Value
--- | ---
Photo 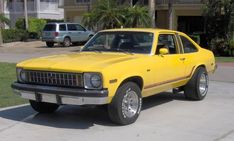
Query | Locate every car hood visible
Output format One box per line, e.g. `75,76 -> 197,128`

17,52 -> 142,72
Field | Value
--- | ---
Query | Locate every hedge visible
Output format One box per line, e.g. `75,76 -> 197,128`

1,29 -> 28,43
15,18 -> 64,39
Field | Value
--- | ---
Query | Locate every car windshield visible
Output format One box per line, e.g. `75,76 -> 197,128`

43,24 -> 56,31
82,31 -> 154,54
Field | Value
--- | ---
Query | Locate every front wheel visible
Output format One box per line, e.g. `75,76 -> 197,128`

108,82 -> 142,125
29,100 -> 59,113
184,67 -> 209,100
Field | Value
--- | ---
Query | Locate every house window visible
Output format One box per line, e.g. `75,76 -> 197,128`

75,0 -> 90,3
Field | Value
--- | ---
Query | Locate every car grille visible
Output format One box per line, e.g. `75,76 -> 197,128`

24,70 -> 83,87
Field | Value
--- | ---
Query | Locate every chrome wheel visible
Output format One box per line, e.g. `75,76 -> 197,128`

121,88 -> 140,118
199,72 -> 208,96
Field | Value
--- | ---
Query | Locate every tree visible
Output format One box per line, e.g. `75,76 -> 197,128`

93,0 -> 125,29
125,6 -> 151,28
82,0 -> 151,30
82,13 -> 96,30
0,14 -> 10,46
203,0 -> 233,56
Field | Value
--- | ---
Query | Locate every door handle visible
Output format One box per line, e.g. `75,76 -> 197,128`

180,58 -> 186,61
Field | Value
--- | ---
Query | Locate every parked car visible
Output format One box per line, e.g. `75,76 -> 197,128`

42,22 -> 94,47
12,28 -> 216,125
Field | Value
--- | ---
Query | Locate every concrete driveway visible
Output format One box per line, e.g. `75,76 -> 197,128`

0,41 -> 234,141
0,81 -> 234,141
0,41 -> 81,63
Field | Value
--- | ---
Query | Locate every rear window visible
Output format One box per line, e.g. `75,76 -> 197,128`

43,24 -> 56,31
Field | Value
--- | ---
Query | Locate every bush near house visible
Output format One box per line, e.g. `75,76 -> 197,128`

15,18 -> 47,39
1,29 -> 28,43
15,18 -> 64,39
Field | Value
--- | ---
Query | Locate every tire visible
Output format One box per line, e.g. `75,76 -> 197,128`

29,100 -> 59,113
46,42 -> 54,47
63,37 -> 71,47
184,67 -> 209,100
108,82 -> 142,125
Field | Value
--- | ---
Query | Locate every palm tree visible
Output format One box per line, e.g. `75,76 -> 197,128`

93,0 -> 125,29
82,12 -> 96,30
125,6 -> 151,27
0,14 -> 10,46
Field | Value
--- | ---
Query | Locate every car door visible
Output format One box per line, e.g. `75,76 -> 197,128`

144,33 -> 186,96
67,24 -> 81,42
75,24 -> 89,41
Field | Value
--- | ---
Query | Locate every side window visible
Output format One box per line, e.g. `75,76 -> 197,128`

180,36 -> 198,53
75,24 -> 86,31
59,24 -> 66,31
156,34 -> 178,54
67,24 -> 77,31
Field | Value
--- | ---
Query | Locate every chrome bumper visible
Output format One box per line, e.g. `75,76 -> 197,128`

12,82 -> 108,106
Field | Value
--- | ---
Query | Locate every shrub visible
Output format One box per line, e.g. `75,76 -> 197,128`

15,18 -> 46,38
28,18 -> 46,38
1,29 -> 28,43
15,18 -> 25,30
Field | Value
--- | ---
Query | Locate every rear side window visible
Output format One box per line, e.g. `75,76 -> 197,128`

180,36 -> 198,53
59,24 -> 66,31
43,24 -> 56,31
67,24 -> 77,31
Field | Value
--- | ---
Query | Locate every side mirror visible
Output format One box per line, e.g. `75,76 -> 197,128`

159,48 -> 169,55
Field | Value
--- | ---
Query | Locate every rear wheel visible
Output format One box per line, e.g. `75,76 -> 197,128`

184,67 -> 209,100
63,37 -> 71,47
29,100 -> 59,113
46,42 -> 54,47
108,82 -> 142,125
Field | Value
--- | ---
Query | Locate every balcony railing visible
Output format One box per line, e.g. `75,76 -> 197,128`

58,0 -> 93,7
5,1 -> 36,12
156,0 -> 202,5
40,2 -> 58,12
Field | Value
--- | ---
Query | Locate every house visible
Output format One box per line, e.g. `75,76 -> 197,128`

59,0 -> 205,34
3,0 -> 64,28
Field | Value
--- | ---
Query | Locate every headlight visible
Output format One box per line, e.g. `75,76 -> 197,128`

84,73 -> 102,89
16,68 -> 27,82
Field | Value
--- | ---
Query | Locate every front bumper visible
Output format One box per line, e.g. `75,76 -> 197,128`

11,82 -> 108,105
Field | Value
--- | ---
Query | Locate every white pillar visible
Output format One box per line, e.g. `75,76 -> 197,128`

24,0 -> 28,30
168,0 -> 173,29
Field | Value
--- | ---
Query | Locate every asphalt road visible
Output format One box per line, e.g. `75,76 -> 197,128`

0,81 -> 234,141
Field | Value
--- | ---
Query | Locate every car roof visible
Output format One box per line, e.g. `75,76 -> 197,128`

46,22 -> 81,25
101,28 -> 183,34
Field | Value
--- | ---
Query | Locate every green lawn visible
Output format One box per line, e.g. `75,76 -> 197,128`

0,63 -> 27,108
216,57 -> 234,63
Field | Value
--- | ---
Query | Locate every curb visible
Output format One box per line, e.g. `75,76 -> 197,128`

0,104 -> 29,112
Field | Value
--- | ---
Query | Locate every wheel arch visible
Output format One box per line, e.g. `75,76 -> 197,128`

64,36 -> 71,42
119,76 -> 144,90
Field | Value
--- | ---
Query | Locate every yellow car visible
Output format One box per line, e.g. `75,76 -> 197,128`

12,28 -> 216,125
